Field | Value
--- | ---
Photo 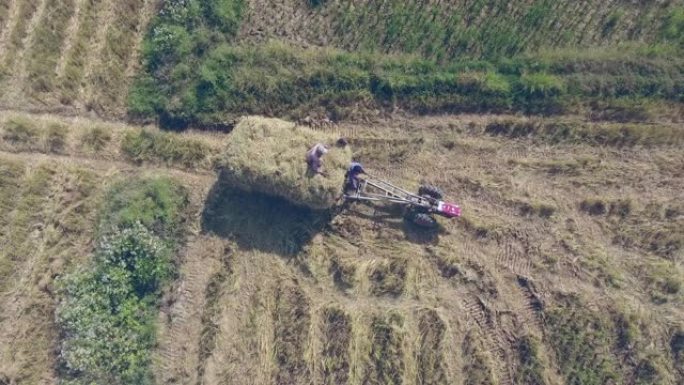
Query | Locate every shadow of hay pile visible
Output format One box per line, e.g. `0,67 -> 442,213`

201,180 -> 331,256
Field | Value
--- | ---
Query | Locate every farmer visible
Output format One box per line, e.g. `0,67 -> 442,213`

345,161 -> 365,195
306,143 -> 329,175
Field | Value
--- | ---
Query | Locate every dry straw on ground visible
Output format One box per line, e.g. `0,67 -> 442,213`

218,116 -> 352,209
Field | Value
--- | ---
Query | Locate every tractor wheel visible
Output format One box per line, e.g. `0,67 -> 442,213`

412,213 -> 438,228
418,185 -> 443,200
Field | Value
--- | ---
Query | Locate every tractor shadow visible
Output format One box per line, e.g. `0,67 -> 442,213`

201,180 -> 331,256
341,200 -> 442,245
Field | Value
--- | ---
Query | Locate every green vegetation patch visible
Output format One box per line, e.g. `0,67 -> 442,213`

56,223 -> 171,384
544,297 -> 622,385
128,0 -> 246,127
132,37 -> 683,127
56,177 -> 188,384
322,0 -> 676,61
98,176 -> 189,238
661,7 -> 684,46
131,0 -> 683,127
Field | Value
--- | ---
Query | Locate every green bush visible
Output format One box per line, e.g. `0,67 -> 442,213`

56,225 -> 171,385
57,176 -> 188,384
97,223 -> 172,295
204,0 -> 245,34
57,264 -> 156,385
98,177 -> 188,239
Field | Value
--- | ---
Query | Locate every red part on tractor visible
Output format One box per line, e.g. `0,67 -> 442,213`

436,201 -> 461,218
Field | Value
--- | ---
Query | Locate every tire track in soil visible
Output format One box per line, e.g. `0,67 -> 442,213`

496,241 -> 531,278
515,276 -> 544,331
155,236 -> 229,385
461,294 -> 514,385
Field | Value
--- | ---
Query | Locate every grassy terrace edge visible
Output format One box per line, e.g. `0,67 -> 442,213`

130,40 -> 684,129
128,0 -> 684,129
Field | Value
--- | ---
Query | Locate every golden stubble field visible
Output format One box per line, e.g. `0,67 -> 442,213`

0,110 -> 681,385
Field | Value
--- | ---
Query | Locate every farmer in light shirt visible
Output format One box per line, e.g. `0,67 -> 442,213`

306,143 -> 329,175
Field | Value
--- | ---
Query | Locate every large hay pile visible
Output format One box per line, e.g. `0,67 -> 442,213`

218,116 -> 352,209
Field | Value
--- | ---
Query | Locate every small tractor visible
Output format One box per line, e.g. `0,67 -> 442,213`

344,176 -> 461,228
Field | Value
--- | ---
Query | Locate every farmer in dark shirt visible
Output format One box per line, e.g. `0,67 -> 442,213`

345,161 -> 365,195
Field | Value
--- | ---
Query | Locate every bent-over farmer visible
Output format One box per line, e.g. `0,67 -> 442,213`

306,143 -> 329,175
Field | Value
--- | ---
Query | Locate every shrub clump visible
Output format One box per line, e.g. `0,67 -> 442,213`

56,177 -> 188,384
98,176 -> 189,238
56,223 -> 171,385
217,116 -> 352,209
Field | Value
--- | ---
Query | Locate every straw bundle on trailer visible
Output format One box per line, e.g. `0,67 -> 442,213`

218,116 -> 352,209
